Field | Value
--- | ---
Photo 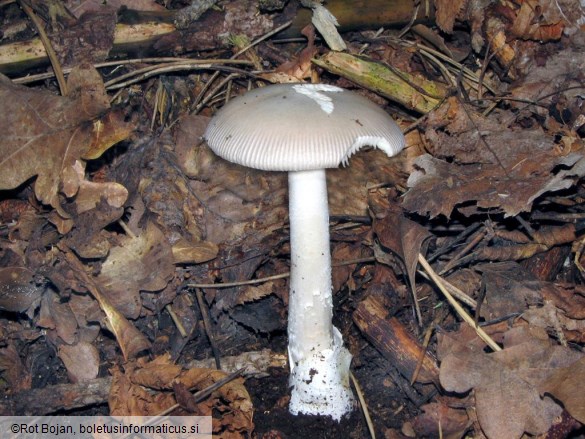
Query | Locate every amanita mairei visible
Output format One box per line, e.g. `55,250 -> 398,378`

204,83 -> 405,420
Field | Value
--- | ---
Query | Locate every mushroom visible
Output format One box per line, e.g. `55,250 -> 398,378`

204,83 -> 405,420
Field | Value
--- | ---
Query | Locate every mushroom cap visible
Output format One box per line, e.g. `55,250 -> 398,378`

204,83 -> 405,171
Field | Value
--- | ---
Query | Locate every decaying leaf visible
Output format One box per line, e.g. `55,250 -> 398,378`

273,25 -> 317,81
435,0 -> 468,33
235,282 -> 276,306
411,399 -> 472,437
61,160 -> 128,214
438,325 -> 584,439
110,354 -> 254,437
0,267 -> 43,313
171,238 -> 218,264
0,343 -> 31,393
404,152 -> 585,218
522,301 -> 585,344
37,292 -> 78,345
541,283 -> 585,319
403,97 -> 585,219
509,0 -> 565,41
0,66 -> 133,213
96,221 -> 175,319
540,356 -> 585,424
476,262 -> 543,321
62,249 -> 151,360
62,197 -> 124,259
373,205 -> 431,293
58,341 -> 100,383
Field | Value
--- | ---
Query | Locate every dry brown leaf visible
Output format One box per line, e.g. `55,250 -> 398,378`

508,45 -> 585,116
274,25 -> 317,81
0,267 -> 42,313
522,301 -> 585,343
438,325 -> 584,439
411,399 -> 471,437
61,160 -> 128,214
62,249 -> 151,360
484,16 -> 519,77
235,283 -> 275,306
38,292 -> 78,345
58,341 -> 100,383
541,356 -> 585,424
406,98 -> 585,220
171,237 -> 218,264
110,354 -> 254,437
96,221 -> 174,319
435,0 -> 468,33
0,344 -> 31,393
404,152 -> 585,218
476,262 -> 543,321
510,0 -> 565,41
541,283 -> 585,319
63,201 -> 123,259
373,205 -> 431,293
0,66 -> 133,213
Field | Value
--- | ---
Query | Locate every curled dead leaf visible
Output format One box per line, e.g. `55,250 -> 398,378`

0,267 -> 42,313
97,221 -> 174,319
61,160 -> 128,214
0,66 -> 133,213
438,325 -> 583,439
58,341 -> 100,383
540,356 -> 585,424
171,238 -> 218,264
110,354 -> 254,437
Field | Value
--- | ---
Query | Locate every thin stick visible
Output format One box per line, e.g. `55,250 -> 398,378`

195,289 -> 222,369
12,58 -> 253,85
165,304 -> 188,338
106,64 -> 257,90
410,324 -> 434,385
232,20 -> 293,59
417,270 -> 477,309
192,20 -> 292,112
438,228 -> 487,275
350,372 -> 376,439
417,253 -> 501,351
17,0 -> 68,95
186,257 -> 376,289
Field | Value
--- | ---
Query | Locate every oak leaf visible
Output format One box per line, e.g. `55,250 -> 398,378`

0,66 -> 133,214
438,325 -> 583,439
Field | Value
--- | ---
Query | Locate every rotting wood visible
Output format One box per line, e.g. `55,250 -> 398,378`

353,295 -> 439,385
0,0 -> 432,76
278,0 -> 436,38
313,51 -> 448,113
0,19 -> 176,74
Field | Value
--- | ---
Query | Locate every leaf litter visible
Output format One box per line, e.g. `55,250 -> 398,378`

0,0 -> 584,438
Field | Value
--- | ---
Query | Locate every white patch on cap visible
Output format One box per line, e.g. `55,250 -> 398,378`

293,84 -> 343,114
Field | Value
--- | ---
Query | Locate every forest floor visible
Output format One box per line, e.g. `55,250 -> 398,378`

1,0 -> 585,438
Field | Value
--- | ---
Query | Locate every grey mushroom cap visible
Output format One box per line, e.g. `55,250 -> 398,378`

204,83 -> 405,171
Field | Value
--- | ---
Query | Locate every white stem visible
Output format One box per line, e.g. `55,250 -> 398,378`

287,169 -> 353,420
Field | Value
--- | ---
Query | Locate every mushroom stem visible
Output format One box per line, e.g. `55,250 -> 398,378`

287,169 -> 353,420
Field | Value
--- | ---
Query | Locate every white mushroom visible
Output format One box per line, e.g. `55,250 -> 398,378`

204,83 -> 405,420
